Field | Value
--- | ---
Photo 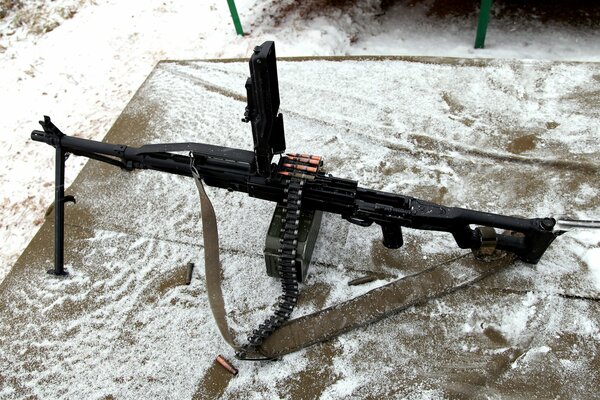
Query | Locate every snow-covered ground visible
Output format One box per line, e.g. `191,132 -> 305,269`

1,54 -> 598,399
1,1 -> 599,398
0,0 -> 599,285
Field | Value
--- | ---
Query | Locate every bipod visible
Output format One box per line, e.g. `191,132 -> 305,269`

33,116 -> 76,276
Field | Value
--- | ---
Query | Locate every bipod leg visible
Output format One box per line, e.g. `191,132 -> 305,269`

48,142 -> 74,276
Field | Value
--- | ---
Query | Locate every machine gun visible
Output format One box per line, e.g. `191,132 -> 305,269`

31,41 -> 599,360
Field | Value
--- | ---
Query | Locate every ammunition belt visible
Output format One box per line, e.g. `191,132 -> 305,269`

237,154 -> 321,359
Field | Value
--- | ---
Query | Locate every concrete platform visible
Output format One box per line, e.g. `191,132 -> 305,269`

1,56 -> 599,398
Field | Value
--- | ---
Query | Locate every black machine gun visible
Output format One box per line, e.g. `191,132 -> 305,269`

31,41 -> 598,360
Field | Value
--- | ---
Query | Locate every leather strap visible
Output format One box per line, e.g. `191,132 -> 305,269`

260,253 -> 513,358
192,169 -> 242,352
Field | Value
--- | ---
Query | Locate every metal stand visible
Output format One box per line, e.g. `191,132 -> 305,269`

474,0 -> 493,48
226,0 -> 245,36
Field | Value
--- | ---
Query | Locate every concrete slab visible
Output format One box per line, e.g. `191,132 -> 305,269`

1,56 -> 599,398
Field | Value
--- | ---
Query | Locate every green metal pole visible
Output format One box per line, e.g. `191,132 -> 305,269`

226,0 -> 245,36
474,0 -> 492,48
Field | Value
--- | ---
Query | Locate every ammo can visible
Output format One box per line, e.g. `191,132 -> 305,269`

264,205 -> 323,283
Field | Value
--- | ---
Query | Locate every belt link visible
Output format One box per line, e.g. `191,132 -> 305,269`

236,154 -> 321,360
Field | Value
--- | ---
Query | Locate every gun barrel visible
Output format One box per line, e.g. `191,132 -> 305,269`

554,218 -> 600,231
32,130 -> 127,157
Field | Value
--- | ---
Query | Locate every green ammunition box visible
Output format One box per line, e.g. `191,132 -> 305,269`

264,205 -> 323,283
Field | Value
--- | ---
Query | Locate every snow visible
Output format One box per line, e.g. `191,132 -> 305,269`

584,249 -> 600,287
1,0 -> 600,280
0,0 -> 599,397
0,54 -> 598,398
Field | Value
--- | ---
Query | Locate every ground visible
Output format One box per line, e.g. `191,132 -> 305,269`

1,56 -> 598,398
0,1 -> 599,398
